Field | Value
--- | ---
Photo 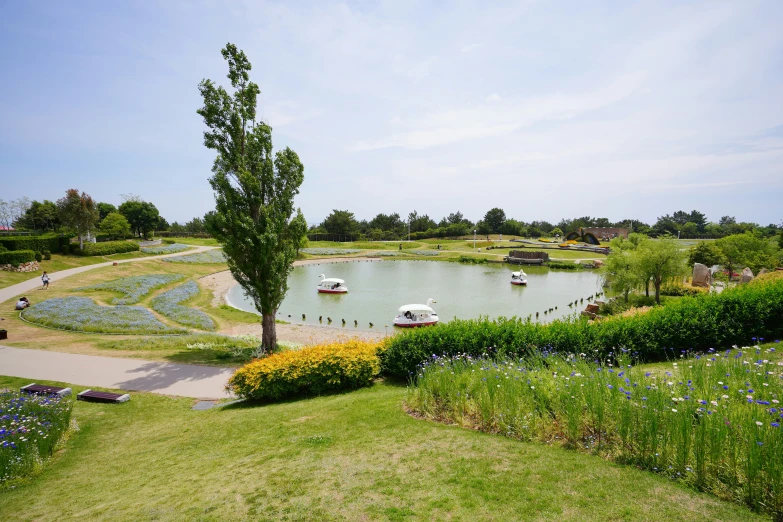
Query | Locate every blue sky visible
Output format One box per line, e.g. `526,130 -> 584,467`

1,1 -> 781,226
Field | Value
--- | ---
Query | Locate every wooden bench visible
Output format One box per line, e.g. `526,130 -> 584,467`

20,383 -> 72,397
77,390 -> 130,403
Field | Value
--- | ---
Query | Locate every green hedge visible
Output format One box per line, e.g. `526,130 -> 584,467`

71,241 -> 140,256
380,278 -> 783,379
0,250 -> 36,265
0,235 -> 69,253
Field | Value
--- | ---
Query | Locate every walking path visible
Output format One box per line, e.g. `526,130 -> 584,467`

0,246 -> 218,304
0,345 -> 234,398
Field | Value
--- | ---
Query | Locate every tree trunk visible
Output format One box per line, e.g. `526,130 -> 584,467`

261,312 -> 277,353
79,234 -> 84,250
654,279 -> 661,305
645,279 -> 650,297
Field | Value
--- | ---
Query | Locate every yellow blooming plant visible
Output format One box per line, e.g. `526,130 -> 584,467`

228,340 -> 382,400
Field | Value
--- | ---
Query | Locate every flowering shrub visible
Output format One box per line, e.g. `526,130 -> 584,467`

21,297 -> 181,334
140,243 -> 190,255
381,278 -> 783,379
77,274 -> 184,305
1,391 -> 73,484
408,345 -> 783,516
228,340 -> 381,400
163,249 -> 226,264
300,248 -> 362,255
150,280 -> 215,331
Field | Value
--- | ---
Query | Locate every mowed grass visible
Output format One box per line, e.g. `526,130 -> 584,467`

0,376 -> 764,522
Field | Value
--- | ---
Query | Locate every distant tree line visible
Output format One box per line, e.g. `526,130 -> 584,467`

309,207 -> 781,241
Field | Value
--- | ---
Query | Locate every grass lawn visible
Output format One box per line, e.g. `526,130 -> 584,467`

0,375 -> 764,522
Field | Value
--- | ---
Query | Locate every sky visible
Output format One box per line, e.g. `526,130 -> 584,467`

1,0 -> 782,227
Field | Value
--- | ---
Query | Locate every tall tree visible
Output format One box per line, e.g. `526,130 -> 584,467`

97,202 -> 117,221
321,210 -> 358,235
198,43 -> 307,353
99,212 -> 131,238
636,237 -> 687,304
57,189 -> 99,249
715,233 -> 778,277
118,200 -> 160,238
483,208 -> 506,234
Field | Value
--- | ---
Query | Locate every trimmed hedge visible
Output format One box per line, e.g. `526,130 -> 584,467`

0,235 -> 69,253
379,278 -> 783,379
229,340 -> 381,400
0,250 -> 36,265
71,240 -> 140,256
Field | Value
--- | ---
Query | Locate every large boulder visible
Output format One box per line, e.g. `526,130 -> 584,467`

741,267 -> 754,283
692,263 -> 711,287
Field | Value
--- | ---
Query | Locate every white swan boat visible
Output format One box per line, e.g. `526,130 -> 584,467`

317,274 -> 348,294
510,271 -> 528,285
393,299 -> 439,327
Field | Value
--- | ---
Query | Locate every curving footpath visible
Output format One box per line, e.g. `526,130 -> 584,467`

0,245 -> 231,399
0,345 -> 234,399
0,245 -> 219,305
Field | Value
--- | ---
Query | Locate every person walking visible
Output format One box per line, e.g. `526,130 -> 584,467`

41,271 -> 50,290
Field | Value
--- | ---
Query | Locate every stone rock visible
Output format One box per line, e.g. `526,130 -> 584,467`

593,259 -> 604,268
0,261 -> 40,273
692,263 -> 711,287
759,268 -> 769,276
740,267 -> 754,283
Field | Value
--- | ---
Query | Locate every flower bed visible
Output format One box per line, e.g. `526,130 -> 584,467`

150,280 -> 215,331
77,274 -> 184,305
408,345 -> 783,517
21,297 -> 182,334
140,243 -> 190,255
163,249 -> 226,264
229,340 -> 381,400
300,248 -> 362,255
409,250 -> 439,256
1,391 -> 73,484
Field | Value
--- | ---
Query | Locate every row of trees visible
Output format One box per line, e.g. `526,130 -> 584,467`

311,208 -> 781,241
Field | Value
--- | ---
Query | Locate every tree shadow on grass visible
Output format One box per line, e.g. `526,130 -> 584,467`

112,361 -> 234,398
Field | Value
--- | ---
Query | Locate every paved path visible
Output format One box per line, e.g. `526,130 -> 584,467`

0,345 -> 234,399
0,245 -> 218,304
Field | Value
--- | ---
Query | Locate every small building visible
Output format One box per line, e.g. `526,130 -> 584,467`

582,227 -> 628,241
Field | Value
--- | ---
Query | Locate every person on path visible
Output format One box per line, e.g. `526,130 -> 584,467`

41,271 -> 50,289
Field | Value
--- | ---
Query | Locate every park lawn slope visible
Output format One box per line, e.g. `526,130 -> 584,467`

0,376 -> 764,522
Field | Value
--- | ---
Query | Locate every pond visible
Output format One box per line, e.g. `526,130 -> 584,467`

227,260 -> 603,331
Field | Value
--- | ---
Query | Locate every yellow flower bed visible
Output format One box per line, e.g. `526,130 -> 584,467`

228,340 -> 381,400
538,238 -> 552,243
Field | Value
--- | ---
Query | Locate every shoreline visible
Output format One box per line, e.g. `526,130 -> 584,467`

200,257 -> 388,345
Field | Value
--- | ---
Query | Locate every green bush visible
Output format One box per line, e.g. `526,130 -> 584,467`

0,244 -> 7,253
42,249 -> 51,260
0,250 -> 36,265
71,240 -> 140,256
0,235 -> 69,253
34,251 -> 42,262
380,278 -> 783,379
458,255 -> 486,264
547,261 -> 583,270
162,239 -> 176,244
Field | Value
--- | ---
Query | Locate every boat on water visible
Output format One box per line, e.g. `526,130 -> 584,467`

510,271 -> 528,285
317,274 -> 348,294
393,299 -> 438,327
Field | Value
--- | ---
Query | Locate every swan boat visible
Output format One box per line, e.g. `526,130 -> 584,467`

393,298 -> 439,327
317,274 -> 348,294
510,271 -> 528,285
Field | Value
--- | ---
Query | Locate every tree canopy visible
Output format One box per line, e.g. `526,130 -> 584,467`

118,200 -> 160,239
198,42 -> 307,352
99,212 -> 131,238
57,189 -> 99,249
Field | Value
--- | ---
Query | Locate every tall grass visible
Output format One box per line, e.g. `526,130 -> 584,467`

407,345 -> 783,517
1,392 -> 73,484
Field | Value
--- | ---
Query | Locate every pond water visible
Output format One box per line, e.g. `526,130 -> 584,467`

227,260 -> 603,331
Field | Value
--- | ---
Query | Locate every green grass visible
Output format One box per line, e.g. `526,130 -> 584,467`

161,237 -> 220,246
0,375 -> 764,522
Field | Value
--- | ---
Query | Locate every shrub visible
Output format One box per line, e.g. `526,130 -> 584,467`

0,250 -> 36,265
380,279 -> 783,379
229,340 -> 381,400
150,280 -> 215,330
1,391 -> 73,484
21,297 -> 181,334
547,261 -> 583,270
660,284 -> 708,297
34,251 -> 42,262
42,249 -> 51,260
162,239 -> 176,244
0,244 -> 7,253
458,255 -> 486,264
0,235 -> 68,254
77,274 -> 184,305
71,240 -> 140,256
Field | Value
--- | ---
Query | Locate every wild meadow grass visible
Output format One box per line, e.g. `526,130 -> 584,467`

1,391 -> 73,484
162,249 -> 226,264
21,297 -> 182,334
150,280 -> 216,331
407,343 -> 783,517
140,243 -> 190,254
76,274 -> 184,304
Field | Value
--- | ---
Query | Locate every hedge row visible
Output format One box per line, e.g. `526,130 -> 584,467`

229,340 -> 381,401
0,250 -> 36,265
71,241 -> 140,256
0,235 -> 69,253
379,277 -> 783,379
